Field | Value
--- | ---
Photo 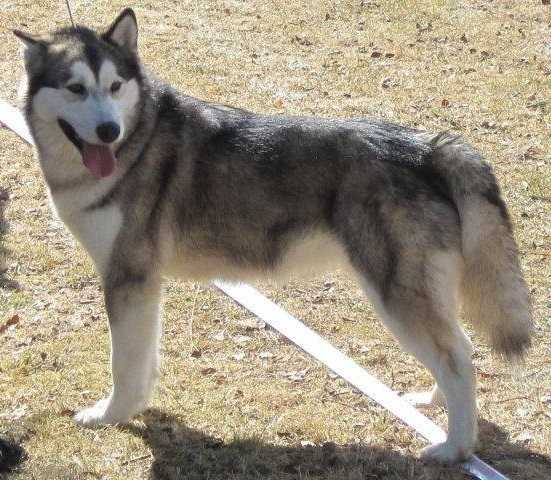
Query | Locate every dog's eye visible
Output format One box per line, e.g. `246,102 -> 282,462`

67,83 -> 86,95
110,81 -> 122,94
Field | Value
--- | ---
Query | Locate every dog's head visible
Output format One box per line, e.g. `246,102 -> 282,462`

14,9 -> 142,179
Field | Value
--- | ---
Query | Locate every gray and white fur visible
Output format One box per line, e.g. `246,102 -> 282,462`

14,8 -> 532,464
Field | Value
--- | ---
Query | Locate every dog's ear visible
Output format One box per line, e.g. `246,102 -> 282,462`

13,30 -> 48,72
13,30 -> 47,49
103,8 -> 138,53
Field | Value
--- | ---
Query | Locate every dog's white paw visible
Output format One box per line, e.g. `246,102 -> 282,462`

74,398 -> 122,427
420,441 -> 471,464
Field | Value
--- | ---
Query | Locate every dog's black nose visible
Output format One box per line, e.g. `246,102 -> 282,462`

96,122 -> 120,143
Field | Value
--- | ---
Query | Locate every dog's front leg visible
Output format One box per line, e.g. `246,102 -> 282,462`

75,274 -> 161,426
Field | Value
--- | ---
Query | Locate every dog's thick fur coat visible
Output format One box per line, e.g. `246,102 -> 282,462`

15,8 -> 532,463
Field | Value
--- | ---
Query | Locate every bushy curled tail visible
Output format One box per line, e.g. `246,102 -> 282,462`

425,132 -> 533,359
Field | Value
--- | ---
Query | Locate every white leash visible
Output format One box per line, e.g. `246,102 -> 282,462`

0,100 -> 509,480
0,100 -> 33,144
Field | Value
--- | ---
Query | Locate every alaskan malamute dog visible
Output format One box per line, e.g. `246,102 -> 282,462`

14,8 -> 532,463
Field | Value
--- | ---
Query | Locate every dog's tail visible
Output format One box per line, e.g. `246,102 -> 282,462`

425,132 -> 533,360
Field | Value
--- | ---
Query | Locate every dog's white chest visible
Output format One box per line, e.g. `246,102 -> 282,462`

51,193 -> 123,276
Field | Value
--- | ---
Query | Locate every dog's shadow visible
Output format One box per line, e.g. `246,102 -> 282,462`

124,409 -> 551,480
0,437 -> 26,475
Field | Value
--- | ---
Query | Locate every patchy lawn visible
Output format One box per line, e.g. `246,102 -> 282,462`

1,1 -> 550,479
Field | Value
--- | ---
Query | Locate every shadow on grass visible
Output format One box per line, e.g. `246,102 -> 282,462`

123,408 -> 551,480
0,437 -> 26,475
125,408 -> 440,480
476,419 -> 551,479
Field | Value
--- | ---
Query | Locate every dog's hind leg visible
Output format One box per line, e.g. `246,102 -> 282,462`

385,313 -> 476,463
360,250 -> 477,463
75,274 -> 161,426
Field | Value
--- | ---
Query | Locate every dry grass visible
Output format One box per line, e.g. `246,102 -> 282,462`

0,0 -> 550,479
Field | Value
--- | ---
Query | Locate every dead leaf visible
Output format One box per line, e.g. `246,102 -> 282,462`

516,406 -> 531,417
239,318 -> 265,331
527,99 -> 547,111
285,368 -> 309,382
0,405 -> 27,420
415,21 -> 432,32
370,51 -> 382,58
329,387 -> 352,396
212,331 -> 225,341
521,146 -> 543,160
381,77 -> 398,89
201,367 -> 217,375
293,35 -> 312,46
312,294 -> 324,303
232,352 -> 245,361
514,431 -> 533,443
190,349 -> 202,358
481,120 -> 497,129
233,335 -> 252,344
0,314 -> 20,334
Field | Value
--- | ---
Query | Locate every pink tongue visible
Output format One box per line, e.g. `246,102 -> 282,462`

82,143 -> 115,178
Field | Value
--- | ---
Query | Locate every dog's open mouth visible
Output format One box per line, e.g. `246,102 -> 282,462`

58,119 -> 116,179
